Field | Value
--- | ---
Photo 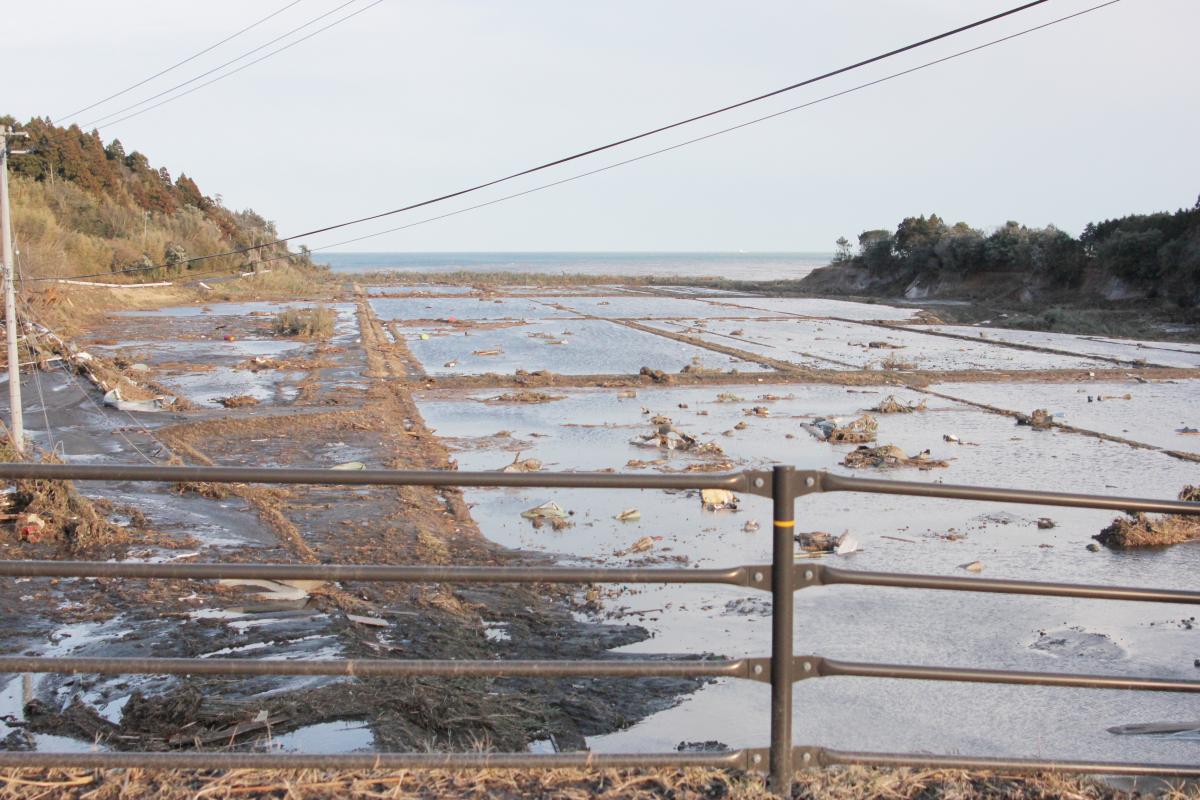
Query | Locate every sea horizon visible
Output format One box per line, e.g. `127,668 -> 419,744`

317,250 -> 835,280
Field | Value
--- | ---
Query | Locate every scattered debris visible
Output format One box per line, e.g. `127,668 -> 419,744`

501,453 -> 542,473
639,366 -> 670,383
218,394 -> 259,408
615,508 -> 641,522
617,390 -> 637,399
522,501 -> 572,529
483,390 -> 565,404
218,578 -> 326,601
1036,517 -> 1056,530
881,535 -> 916,544
715,392 -> 743,403
1094,486 -> 1200,548
1176,426 -> 1200,435
330,461 -> 366,471
614,535 -> 659,556
795,530 -> 857,556
1087,542 -> 1101,552
959,560 -> 984,573
868,341 -> 903,349
877,355 -> 916,370
347,613 -> 389,628
742,520 -> 760,533
700,489 -> 738,511
17,513 -> 46,543
743,406 -> 769,417
1017,409 -> 1054,430
872,395 -> 927,414
828,414 -> 878,444
842,444 -> 949,470
472,348 -> 503,356
733,421 -> 748,431
102,387 -> 172,413
722,598 -> 771,616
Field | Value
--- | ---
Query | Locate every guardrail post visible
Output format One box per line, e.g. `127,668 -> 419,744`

769,464 -> 797,794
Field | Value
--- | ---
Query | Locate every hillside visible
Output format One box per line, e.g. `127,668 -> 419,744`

1,115 -> 312,282
807,202 -> 1200,309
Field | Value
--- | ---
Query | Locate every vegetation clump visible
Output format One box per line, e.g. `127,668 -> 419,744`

0,443 -> 127,552
1094,485 -> 1200,549
843,444 -> 949,470
272,306 -> 335,339
830,199 -> 1200,305
827,414 -> 878,444
872,395 -> 927,414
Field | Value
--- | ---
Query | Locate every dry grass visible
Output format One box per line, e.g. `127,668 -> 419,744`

217,394 -> 260,408
0,766 -> 1180,799
0,441 -> 127,553
272,306 -> 336,339
827,414 -> 877,444
843,444 -> 949,470
1095,485 -> 1200,548
871,395 -> 927,414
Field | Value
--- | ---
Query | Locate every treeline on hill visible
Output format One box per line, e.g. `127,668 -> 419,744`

1,115 -> 314,281
835,199 -> 1200,305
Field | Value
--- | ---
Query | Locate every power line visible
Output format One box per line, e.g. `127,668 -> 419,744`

12,248 -> 56,454
299,0 -> 1123,256
55,0 -> 306,124
27,0 -> 1054,283
79,0 -> 369,129
32,0 -> 1111,286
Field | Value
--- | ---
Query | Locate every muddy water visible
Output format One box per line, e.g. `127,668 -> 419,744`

419,382 -> 1200,763
643,319 -> 1113,372
913,325 -> 1200,369
6,286 -> 1200,763
401,319 -> 772,376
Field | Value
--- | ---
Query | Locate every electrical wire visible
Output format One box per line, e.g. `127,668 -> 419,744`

55,0 -> 306,124
79,0 -> 369,129
189,0 -> 1130,267
12,248 -> 57,454
26,0 -> 1054,283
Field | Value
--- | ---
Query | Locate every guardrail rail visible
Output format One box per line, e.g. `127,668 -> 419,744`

0,462 -> 1198,792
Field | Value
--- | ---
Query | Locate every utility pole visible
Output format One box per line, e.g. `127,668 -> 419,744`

1,125 -> 28,453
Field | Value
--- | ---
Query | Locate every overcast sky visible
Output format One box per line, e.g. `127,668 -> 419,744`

7,0 -> 1199,252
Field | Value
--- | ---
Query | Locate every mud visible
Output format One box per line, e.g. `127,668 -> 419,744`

3,280 -> 1200,768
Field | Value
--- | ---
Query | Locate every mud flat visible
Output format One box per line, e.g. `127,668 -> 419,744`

1,283 -> 1199,788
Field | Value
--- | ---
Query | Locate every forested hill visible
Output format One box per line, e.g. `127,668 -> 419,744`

1,115 -> 307,281
813,200 -> 1200,307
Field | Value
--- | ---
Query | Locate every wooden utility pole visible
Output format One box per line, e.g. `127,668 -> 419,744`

0,125 -> 28,453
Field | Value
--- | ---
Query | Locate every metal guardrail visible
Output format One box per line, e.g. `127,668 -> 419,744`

0,463 -> 1198,792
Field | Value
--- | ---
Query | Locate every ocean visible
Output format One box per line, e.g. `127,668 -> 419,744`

316,251 -> 833,281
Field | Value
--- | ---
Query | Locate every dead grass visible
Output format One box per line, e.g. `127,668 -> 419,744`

843,444 -> 949,470
218,394 -> 260,408
0,766 -> 1177,799
1095,485 -> 1200,548
481,390 -> 565,404
827,414 -> 878,444
872,395 -> 927,414
0,441 -> 128,553
272,306 -> 336,339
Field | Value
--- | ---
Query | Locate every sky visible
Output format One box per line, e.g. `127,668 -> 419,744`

5,0 -> 1199,253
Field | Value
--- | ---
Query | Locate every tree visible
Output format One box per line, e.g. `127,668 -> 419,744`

164,243 -> 188,273
834,236 -> 852,262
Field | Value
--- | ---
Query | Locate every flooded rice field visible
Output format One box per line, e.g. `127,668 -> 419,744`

2,285 -> 1198,766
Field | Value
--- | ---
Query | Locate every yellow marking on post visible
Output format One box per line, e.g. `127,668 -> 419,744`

773,520 -> 796,528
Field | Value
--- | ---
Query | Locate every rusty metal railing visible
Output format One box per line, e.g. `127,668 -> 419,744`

0,462 -> 1198,791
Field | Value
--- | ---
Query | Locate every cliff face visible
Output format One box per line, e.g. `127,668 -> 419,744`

2,115 -> 300,281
